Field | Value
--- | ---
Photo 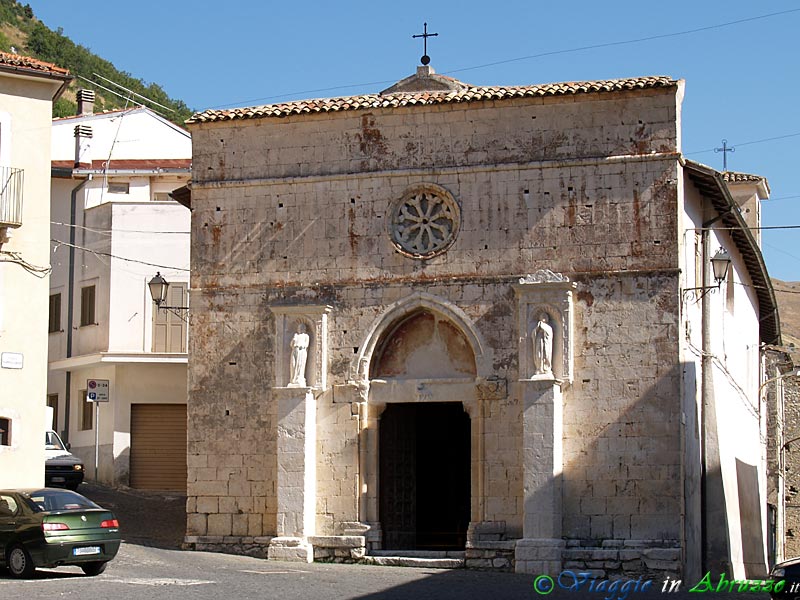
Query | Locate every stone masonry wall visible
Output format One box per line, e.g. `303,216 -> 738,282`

186,85 -> 684,570
783,378 -> 800,556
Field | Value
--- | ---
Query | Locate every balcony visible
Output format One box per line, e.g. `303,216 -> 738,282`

0,166 -> 24,228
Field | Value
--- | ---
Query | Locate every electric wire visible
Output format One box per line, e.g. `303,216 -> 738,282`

0,251 -> 52,278
207,8 -> 800,109
51,221 -> 189,236
51,239 -> 190,272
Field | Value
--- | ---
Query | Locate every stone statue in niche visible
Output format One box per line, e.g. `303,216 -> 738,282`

532,312 -> 553,375
288,322 -> 310,387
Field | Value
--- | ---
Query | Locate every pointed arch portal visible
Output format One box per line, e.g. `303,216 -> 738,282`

358,297 -> 479,551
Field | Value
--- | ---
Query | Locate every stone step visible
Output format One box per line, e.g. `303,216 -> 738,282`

370,550 -> 465,559
362,555 -> 465,569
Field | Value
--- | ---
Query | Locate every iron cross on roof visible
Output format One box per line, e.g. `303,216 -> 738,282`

715,139 -> 735,171
413,22 -> 438,66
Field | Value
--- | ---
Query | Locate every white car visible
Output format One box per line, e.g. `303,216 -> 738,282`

45,430 -> 84,490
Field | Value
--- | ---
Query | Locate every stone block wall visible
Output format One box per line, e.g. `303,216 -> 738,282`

783,378 -> 800,556
186,84 -> 686,569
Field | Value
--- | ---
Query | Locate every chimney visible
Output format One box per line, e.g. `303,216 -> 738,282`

76,89 -> 95,116
74,124 -> 93,168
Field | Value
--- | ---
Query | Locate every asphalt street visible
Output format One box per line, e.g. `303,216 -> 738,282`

0,484 -> 775,599
0,541 -> 778,600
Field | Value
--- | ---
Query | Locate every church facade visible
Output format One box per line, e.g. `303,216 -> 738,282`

183,67 -> 780,579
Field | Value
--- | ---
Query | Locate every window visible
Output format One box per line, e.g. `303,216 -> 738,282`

47,394 -> 58,430
48,293 -> 61,333
107,182 -> 129,194
80,285 -> 95,326
0,417 -> 10,445
80,391 -> 93,431
152,282 -> 187,353
0,494 -> 18,517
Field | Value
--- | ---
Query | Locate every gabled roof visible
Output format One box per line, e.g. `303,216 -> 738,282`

0,51 -> 71,98
187,75 -> 678,124
684,160 -> 781,345
53,106 -> 190,137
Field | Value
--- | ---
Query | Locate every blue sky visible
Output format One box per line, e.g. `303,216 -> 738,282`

26,0 -> 800,281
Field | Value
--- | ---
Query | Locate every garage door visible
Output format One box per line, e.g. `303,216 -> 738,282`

130,404 -> 187,492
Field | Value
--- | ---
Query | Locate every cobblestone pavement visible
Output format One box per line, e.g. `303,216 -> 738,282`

80,481 -> 186,549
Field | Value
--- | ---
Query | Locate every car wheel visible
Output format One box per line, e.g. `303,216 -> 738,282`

80,561 -> 107,576
7,544 -> 35,578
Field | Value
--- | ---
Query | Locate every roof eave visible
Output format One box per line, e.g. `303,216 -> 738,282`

0,64 -> 72,100
683,159 -> 781,345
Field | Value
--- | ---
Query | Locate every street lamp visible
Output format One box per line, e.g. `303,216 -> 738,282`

710,249 -> 732,285
148,272 -> 189,319
682,247 -> 733,297
148,272 -> 169,307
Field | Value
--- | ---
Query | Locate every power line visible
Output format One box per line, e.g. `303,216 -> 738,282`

51,221 -> 189,236
446,9 -> 800,76
51,239 -> 190,272
208,8 -> 800,109
687,131 -> 800,155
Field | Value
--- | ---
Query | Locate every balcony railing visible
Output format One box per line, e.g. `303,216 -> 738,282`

0,166 -> 23,228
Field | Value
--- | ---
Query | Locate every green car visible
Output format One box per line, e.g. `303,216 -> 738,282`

0,488 -> 120,578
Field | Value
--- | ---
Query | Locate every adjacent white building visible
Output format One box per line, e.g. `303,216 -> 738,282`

0,51 -> 71,489
47,91 -> 191,491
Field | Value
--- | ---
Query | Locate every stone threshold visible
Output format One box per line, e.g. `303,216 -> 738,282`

370,550 -> 466,559
361,555 -> 465,569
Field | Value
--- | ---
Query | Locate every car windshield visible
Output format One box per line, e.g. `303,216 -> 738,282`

45,431 -> 66,451
24,489 -> 100,512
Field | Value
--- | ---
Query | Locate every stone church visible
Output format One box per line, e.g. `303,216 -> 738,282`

183,65 -> 780,579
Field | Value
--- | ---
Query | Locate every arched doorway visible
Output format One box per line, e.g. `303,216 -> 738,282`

370,309 -> 475,551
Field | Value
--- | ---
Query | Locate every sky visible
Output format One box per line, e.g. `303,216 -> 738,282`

24,0 -> 800,282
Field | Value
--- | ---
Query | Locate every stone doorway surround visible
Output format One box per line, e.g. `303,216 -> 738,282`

346,292 -> 518,568
265,278 -> 577,572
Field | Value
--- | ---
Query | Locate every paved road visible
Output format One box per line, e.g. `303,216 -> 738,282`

0,484 -> 774,599
0,543 -> 543,600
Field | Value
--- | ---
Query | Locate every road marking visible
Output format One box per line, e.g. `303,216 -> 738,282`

106,578 -> 215,586
238,569 -> 311,575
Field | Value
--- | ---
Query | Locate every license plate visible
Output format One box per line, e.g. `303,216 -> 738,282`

52,477 -> 65,483
73,546 -> 101,556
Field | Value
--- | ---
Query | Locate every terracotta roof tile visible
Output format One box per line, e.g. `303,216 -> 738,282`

721,171 -> 765,183
188,75 -> 678,124
0,51 -> 70,77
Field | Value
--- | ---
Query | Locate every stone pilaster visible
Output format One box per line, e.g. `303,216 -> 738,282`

268,387 -> 317,562
515,378 -> 564,574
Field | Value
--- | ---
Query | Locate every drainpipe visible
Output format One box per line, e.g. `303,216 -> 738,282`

63,174 -> 91,443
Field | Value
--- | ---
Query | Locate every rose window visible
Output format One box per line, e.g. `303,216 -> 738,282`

390,185 -> 460,258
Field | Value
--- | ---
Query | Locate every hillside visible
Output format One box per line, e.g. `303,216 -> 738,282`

0,0 -> 193,124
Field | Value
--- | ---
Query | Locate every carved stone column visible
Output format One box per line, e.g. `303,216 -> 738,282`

515,379 -> 564,574
513,270 -> 576,574
268,387 -> 318,562
267,305 -> 331,562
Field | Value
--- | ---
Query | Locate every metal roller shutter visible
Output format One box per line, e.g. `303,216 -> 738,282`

130,404 -> 187,492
